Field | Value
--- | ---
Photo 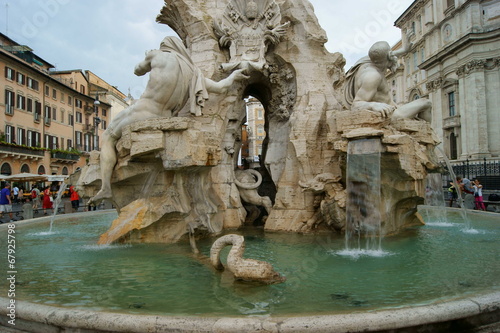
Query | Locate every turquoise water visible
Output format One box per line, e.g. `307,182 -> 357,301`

0,209 -> 499,316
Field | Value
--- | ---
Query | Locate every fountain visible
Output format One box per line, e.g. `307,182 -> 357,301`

1,0 -> 498,332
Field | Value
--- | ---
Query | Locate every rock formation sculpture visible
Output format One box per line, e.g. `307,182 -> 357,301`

210,234 -> 285,284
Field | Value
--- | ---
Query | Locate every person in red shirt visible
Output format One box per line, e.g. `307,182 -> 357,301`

69,186 -> 80,212
42,186 -> 53,215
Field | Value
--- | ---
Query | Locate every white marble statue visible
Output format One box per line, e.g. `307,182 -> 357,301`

89,36 -> 248,205
214,0 -> 289,72
344,41 -> 432,122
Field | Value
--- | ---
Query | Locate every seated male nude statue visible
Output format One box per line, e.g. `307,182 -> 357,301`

89,36 -> 248,205
345,41 -> 432,122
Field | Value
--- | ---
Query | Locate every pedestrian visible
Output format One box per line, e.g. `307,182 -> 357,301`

0,183 -> 14,222
31,186 -> 41,210
42,186 -> 53,215
473,179 -> 486,211
18,187 -> 24,203
12,185 -> 19,203
69,186 -> 80,212
447,182 -> 458,207
457,176 -> 475,209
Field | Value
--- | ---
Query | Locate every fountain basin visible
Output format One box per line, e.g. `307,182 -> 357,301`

0,207 -> 499,332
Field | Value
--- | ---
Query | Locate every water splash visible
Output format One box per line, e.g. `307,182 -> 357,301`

49,183 -> 68,233
334,248 -> 393,260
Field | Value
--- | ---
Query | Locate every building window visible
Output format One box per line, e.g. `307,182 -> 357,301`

446,0 -> 454,8
38,165 -> 46,175
68,96 -> 72,105
413,52 -> 418,71
27,98 -> 33,112
5,67 -> 15,80
17,128 -> 26,145
75,99 -> 82,108
101,120 -> 107,130
420,48 -> 425,63
20,164 -> 30,173
52,88 -> 57,99
62,167 -> 69,175
16,95 -> 26,110
27,130 -> 41,147
448,92 -> 456,116
450,132 -> 458,160
257,109 -> 263,119
27,77 -> 39,91
67,139 -> 73,149
45,85 -> 50,96
75,131 -> 82,149
69,114 -> 74,125
102,109 -> 107,117
44,105 -> 52,123
5,125 -> 15,143
1,163 -> 12,176
60,110 -> 65,123
5,90 -> 15,114
17,72 -> 26,85
80,85 -> 85,94
76,112 -> 82,123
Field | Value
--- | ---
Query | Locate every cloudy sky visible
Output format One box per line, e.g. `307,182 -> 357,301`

2,0 -> 414,98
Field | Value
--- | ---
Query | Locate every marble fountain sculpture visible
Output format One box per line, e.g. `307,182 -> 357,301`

78,0 -> 440,248
0,0 -> 488,332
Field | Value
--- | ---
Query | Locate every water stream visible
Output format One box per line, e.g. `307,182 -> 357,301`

436,147 -> 474,232
48,182 -> 68,233
344,138 -> 384,257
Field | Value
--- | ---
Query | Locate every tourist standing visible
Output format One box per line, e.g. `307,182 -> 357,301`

42,186 -> 53,215
18,187 -> 24,203
457,176 -> 475,209
473,179 -> 486,211
31,186 -> 41,210
69,186 -> 80,212
0,183 -> 14,222
12,185 -> 19,203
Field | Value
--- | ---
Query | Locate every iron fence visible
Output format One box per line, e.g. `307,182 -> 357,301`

441,158 -> 500,190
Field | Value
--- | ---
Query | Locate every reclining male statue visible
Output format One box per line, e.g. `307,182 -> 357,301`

344,41 -> 432,122
89,36 -> 248,205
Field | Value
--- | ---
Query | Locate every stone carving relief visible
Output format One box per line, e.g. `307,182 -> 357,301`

456,57 -> 500,77
213,0 -> 290,72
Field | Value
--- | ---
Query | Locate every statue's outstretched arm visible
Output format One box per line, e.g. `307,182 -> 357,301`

205,69 -> 249,94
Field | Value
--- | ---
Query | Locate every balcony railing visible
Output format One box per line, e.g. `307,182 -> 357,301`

51,151 -> 80,161
0,142 -> 45,156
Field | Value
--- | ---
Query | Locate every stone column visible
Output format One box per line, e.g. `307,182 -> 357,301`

457,60 -> 490,159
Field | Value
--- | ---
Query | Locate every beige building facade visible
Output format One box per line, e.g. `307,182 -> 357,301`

0,32 -> 118,179
391,0 -> 500,162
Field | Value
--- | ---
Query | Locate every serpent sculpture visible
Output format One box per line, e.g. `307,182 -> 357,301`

233,169 -> 273,215
210,234 -> 285,284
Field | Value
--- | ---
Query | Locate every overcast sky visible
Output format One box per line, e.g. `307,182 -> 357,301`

2,0 -> 414,98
